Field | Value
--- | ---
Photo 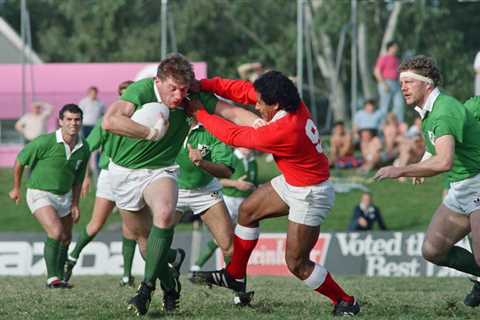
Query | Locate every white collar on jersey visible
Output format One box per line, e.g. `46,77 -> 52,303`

270,110 -> 288,123
414,87 -> 440,119
55,129 -> 83,159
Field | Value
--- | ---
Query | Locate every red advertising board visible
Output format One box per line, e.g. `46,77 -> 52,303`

216,233 -> 331,276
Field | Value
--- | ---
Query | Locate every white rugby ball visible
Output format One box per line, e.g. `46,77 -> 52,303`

131,102 -> 170,127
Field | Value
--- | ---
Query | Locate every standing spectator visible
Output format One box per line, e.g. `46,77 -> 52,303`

374,40 -> 404,123
348,192 -> 387,231
353,99 -> 384,140
474,51 -> 480,96
15,101 -> 53,144
78,86 -> 105,138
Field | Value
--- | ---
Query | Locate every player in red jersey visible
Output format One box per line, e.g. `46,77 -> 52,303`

191,71 -> 359,316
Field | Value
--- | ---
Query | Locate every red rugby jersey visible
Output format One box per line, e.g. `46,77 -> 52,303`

197,77 -> 329,186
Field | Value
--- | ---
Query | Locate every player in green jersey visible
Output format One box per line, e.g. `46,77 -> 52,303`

374,55 -> 480,306
9,104 -> 90,288
175,119 -> 234,269
190,147 -> 257,272
102,53 -> 261,316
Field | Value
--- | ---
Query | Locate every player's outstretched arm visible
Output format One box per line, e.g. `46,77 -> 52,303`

374,135 -> 454,181
102,100 -> 151,139
9,160 -> 24,204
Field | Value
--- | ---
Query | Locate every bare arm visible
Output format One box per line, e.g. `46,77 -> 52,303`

102,100 -> 151,139
15,118 -> 24,133
374,65 -> 384,83
9,160 -> 25,204
374,135 -> 454,180
214,100 -> 261,126
197,161 -> 232,178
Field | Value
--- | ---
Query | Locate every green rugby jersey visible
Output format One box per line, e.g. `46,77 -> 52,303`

420,91 -> 480,183
86,118 -> 112,170
464,96 -> 480,122
17,130 -> 90,195
223,150 -> 258,198
109,78 -> 218,169
176,124 -> 233,189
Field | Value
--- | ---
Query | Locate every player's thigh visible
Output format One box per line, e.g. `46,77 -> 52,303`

201,202 -> 233,251
143,177 -> 178,226
238,182 -> 289,225
424,204 -> 470,255
469,210 -> 480,264
33,206 -> 64,239
87,197 -> 116,231
286,220 -> 320,262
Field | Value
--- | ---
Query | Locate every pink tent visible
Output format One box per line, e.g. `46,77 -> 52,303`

0,62 -> 207,166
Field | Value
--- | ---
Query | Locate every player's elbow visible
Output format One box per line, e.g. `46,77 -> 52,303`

102,115 -> 115,132
437,157 -> 453,172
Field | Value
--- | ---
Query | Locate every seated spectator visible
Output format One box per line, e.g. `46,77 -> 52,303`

329,121 -> 356,167
359,129 -> 382,173
394,117 -> 425,182
348,192 -> 387,231
382,112 -> 407,160
353,99 -> 384,139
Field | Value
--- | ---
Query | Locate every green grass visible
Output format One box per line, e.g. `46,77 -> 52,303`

0,156 -> 444,232
0,275 -> 477,319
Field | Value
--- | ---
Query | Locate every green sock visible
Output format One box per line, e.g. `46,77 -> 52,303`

144,226 -> 174,288
70,227 -> 95,259
44,237 -> 60,279
122,237 -> 136,278
439,245 -> 480,276
57,242 -> 69,280
166,248 -> 178,264
195,240 -> 218,268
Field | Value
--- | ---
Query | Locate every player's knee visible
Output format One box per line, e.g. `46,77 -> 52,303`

152,206 -> 175,226
421,241 -> 443,264
238,202 -> 256,225
285,253 -> 304,277
47,226 -> 63,240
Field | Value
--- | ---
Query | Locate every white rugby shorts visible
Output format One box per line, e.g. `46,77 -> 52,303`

223,195 -> 245,223
443,173 -> 480,215
95,169 -> 115,202
177,178 -> 224,215
26,188 -> 72,218
271,175 -> 335,226
109,161 -> 178,211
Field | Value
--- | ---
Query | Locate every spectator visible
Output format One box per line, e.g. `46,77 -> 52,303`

358,129 -> 382,174
394,117 -> 425,182
475,51 -> 480,96
78,86 -> 105,138
374,40 -> 404,123
237,62 -> 264,82
348,192 -> 387,231
329,121 -> 360,168
15,101 -> 53,144
353,99 -> 384,139
382,112 -> 407,160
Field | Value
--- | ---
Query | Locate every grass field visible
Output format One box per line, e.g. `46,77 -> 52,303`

0,275 -> 478,319
0,157 -> 444,233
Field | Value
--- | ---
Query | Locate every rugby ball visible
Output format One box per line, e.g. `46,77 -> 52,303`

131,102 -> 170,127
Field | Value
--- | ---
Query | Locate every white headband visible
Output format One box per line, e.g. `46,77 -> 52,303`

399,71 -> 434,85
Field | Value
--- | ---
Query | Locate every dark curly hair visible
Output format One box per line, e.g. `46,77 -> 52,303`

59,104 -> 83,120
398,55 -> 441,86
253,71 -> 301,112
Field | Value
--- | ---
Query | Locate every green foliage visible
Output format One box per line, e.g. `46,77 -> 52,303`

1,0 -> 479,101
